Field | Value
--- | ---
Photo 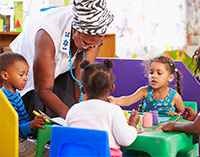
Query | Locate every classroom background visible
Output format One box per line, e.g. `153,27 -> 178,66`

0,0 -> 200,76
1,0 -> 200,156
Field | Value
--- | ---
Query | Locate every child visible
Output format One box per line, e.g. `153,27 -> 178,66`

191,47 -> 200,82
0,52 -> 48,156
162,48 -> 200,134
64,59 -> 139,157
108,56 -> 185,116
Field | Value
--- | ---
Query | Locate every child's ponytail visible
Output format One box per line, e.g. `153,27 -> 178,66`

175,69 -> 182,95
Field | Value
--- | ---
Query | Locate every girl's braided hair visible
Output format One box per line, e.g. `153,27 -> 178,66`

190,47 -> 200,76
80,59 -> 115,98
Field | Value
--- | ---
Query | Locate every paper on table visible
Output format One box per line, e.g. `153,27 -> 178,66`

51,117 -> 65,126
158,117 -> 171,123
38,110 -> 64,125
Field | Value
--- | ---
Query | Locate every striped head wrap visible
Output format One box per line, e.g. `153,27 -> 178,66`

72,0 -> 114,36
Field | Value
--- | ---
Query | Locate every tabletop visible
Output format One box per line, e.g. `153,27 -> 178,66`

122,113 -> 199,157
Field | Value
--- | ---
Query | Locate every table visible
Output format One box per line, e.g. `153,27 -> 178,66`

122,114 -> 199,157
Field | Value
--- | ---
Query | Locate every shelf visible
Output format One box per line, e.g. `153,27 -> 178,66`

0,32 -> 20,53
0,32 -> 20,35
0,32 -> 115,57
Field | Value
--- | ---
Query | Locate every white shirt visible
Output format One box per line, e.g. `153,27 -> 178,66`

64,99 -> 137,149
10,6 -> 77,96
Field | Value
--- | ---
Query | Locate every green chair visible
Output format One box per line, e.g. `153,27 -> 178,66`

177,143 -> 199,157
35,124 -> 55,157
183,101 -> 198,113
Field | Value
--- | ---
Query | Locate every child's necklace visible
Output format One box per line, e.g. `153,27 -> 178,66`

69,49 -> 85,102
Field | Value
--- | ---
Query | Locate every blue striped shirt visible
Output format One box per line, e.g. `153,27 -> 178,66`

2,88 -> 33,139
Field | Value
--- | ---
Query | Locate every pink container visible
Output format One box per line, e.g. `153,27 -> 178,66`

142,112 -> 153,128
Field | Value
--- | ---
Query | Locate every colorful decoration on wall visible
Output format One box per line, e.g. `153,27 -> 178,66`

107,0 -> 187,59
186,0 -> 200,45
163,50 -> 197,74
13,1 -> 23,32
14,19 -> 22,32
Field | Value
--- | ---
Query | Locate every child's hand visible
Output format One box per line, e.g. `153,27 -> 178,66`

128,109 -> 139,128
182,107 -> 197,121
161,122 -> 175,132
30,115 -> 46,129
107,96 -> 120,105
167,110 -> 178,116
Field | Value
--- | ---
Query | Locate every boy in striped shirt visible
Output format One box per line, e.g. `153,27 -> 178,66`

0,52 -> 48,156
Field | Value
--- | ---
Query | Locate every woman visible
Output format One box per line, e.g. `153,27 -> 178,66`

10,0 -> 114,119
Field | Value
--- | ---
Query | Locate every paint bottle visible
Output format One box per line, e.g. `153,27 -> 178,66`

150,110 -> 159,125
142,112 -> 152,128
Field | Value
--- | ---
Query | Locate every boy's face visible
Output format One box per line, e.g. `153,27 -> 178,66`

3,60 -> 29,93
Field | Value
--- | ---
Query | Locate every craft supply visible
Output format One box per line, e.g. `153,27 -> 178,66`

150,110 -> 159,125
174,104 -> 192,123
32,110 -> 51,123
142,112 -> 153,128
136,115 -> 142,130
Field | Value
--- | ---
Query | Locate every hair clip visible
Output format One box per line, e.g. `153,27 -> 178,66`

174,68 -> 178,72
168,59 -> 174,67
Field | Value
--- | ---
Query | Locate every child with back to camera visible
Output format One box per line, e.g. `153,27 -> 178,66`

108,56 -> 185,116
64,59 -> 139,157
0,52 -> 48,156
161,47 -> 200,134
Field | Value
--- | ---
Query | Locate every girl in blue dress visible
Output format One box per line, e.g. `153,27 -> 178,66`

162,47 -> 200,133
108,56 -> 185,116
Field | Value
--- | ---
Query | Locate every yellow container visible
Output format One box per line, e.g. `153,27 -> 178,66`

0,19 -> 3,32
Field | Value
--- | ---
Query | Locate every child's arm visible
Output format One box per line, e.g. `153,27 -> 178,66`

128,109 -> 140,127
174,93 -> 185,115
30,115 -> 46,129
168,93 -> 185,116
108,86 -> 148,106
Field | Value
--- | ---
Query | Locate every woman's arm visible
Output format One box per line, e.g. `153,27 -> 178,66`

162,116 -> 200,135
34,29 -> 69,118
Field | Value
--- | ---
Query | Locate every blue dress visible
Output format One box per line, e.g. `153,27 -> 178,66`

143,85 -> 177,115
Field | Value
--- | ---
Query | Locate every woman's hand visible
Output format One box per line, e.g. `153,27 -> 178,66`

182,107 -> 197,121
30,115 -> 46,129
128,109 -> 140,128
161,122 -> 175,132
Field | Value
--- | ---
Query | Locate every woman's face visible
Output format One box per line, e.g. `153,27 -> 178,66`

73,29 -> 104,51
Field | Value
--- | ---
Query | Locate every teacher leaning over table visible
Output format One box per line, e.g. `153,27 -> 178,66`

9,0 -> 114,120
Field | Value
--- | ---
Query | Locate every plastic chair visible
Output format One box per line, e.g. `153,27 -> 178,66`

0,89 -> 19,157
49,126 -> 111,157
35,124 -> 54,156
183,101 -> 198,113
